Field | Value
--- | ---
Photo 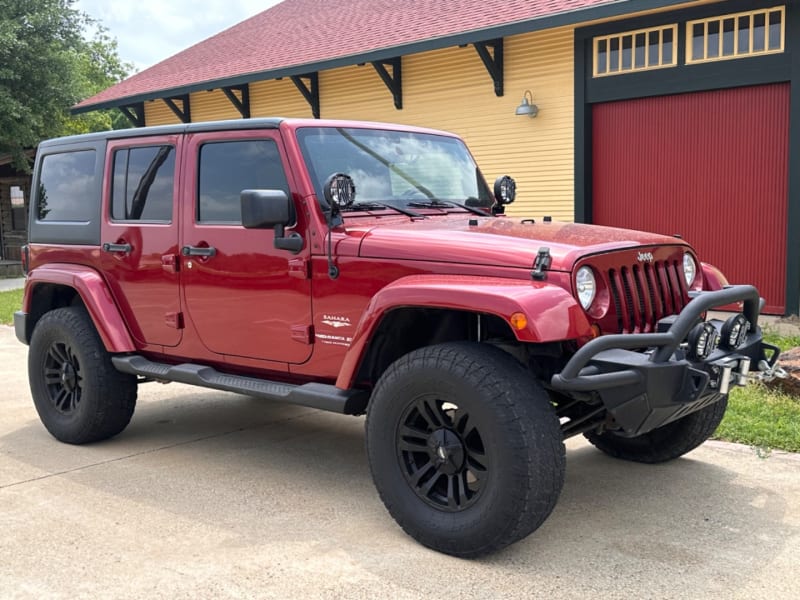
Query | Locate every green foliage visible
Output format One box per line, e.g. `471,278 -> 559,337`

0,288 -> 23,325
0,0 -> 132,170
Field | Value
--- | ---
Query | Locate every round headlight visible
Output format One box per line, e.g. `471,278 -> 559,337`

575,267 -> 596,310
683,253 -> 697,287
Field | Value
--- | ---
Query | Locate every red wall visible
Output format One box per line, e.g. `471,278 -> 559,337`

592,83 -> 789,314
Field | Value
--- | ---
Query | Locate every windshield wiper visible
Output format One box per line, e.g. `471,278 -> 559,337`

407,199 -> 490,216
343,201 -> 425,218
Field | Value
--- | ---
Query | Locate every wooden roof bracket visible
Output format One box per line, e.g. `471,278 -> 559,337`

119,103 -> 145,127
291,73 -> 320,119
221,85 -> 251,118
163,94 -> 191,123
473,38 -> 504,97
371,57 -> 403,109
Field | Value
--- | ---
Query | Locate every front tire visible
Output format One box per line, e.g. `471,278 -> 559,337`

584,396 -> 728,463
365,342 -> 565,557
28,306 -> 137,444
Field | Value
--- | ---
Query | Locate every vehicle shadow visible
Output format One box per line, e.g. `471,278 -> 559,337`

2,389 -> 797,598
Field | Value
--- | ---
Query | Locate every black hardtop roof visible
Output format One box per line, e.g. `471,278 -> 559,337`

38,118 -> 285,149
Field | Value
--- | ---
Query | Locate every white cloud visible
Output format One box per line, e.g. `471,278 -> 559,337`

75,0 -> 281,71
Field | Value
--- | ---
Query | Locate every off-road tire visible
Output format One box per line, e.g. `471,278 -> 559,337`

28,306 -> 137,444
365,342 -> 565,557
584,395 -> 728,463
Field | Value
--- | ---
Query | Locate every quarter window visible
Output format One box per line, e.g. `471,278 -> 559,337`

594,25 -> 678,77
198,140 -> 289,223
37,150 -> 96,222
111,146 -> 175,221
686,7 -> 785,64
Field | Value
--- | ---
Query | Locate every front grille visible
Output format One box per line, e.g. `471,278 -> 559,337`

607,260 -> 688,333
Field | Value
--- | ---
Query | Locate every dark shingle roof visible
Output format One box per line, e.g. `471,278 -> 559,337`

74,0 -> 675,112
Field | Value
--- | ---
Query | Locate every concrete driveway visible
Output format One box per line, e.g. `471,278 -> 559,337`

1,324 -> 799,599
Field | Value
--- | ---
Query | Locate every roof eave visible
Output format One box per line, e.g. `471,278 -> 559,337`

72,0 -> 694,115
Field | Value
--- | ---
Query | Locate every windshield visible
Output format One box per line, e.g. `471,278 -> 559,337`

296,127 -> 494,211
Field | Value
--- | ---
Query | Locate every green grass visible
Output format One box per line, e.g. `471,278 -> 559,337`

715,385 -> 800,453
0,288 -> 23,325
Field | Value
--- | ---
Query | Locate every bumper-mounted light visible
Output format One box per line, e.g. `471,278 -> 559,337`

720,314 -> 750,349
688,322 -> 718,360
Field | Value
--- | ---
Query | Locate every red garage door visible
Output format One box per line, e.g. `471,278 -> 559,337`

592,84 -> 789,314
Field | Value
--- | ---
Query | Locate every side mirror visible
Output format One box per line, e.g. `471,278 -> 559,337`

241,189 -> 293,229
240,189 -> 303,254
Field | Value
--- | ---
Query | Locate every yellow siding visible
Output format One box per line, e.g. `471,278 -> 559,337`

139,27 -> 576,220
144,99 -> 179,126
250,78 -> 316,118
189,89 -> 242,122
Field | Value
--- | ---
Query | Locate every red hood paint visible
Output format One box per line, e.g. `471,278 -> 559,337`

347,215 -> 690,271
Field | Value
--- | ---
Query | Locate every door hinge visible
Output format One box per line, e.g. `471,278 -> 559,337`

288,257 -> 310,279
291,324 -> 314,344
165,312 -> 184,329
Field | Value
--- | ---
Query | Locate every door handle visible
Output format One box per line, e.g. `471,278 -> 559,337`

102,242 -> 132,253
181,245 -> 217,257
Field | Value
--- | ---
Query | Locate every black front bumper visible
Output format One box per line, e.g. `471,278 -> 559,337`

550,285 -> 779,437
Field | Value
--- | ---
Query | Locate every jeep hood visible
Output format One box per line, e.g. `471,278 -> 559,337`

353,217 -> 690,271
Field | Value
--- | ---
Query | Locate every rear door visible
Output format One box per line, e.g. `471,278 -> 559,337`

100,136 -> 182,347
179,130 -> 313,364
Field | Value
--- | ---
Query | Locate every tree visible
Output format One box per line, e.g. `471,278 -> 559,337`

0,0 -> 131,170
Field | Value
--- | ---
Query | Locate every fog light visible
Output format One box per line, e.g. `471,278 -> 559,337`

721,314 -> 750,349
688,322 -> 718,360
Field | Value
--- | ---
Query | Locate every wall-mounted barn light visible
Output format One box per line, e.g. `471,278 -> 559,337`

515,90 -> 539,118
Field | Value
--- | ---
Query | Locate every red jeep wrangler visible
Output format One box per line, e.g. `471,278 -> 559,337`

16,119 -> 780,556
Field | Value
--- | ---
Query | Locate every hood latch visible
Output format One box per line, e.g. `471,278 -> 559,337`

531,247 -> 551,281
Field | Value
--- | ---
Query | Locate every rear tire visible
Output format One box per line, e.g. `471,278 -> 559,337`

365,342 -> 565,557
584,396 -> 728,463
28,306 -> 137,444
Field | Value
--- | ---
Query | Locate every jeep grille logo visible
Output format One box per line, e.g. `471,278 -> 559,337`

637,252 -> 654,263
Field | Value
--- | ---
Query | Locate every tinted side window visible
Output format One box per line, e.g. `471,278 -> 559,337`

198,140 -> 289,223
37,150 -> 96,221
111,146 -> 175,221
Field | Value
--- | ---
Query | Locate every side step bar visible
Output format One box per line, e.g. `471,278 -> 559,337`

112,355 -> 369,415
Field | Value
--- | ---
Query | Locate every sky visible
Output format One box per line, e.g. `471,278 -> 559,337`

75,0 -> 283,72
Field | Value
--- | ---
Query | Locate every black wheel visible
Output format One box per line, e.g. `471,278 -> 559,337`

28,306 -> 137,444
365,342 -> 565,557
584,396 -> 728,463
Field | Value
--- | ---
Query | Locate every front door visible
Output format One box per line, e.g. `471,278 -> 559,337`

180,130 -> 313,364
100,136 -> 182,347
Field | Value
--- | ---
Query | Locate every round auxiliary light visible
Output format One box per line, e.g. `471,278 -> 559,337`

688,322 -> 719,360
721,314 -> 750,349
575,267 -> 596,311
683,253 -> 697,287
323,173 -> 356,210
493,176 -> 517,205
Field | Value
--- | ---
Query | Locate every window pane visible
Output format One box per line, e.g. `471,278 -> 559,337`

621,35 -> 633,70
634,33 -> 646,68
738,16 -> 750,53
753,12 -> 766,52
648,31 -> 660,65
690,23 -> 704,61
662,27 -> 674,64
198,140 -> 289,223
37,151 -> 96,222
722,18 -> 735,56
768,11 -> 782,50
10,186 -> 26,231
707,20 -> 720,59
112,146 -> 174,221
609,37 -> 619,71
596,39 -> 607,74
